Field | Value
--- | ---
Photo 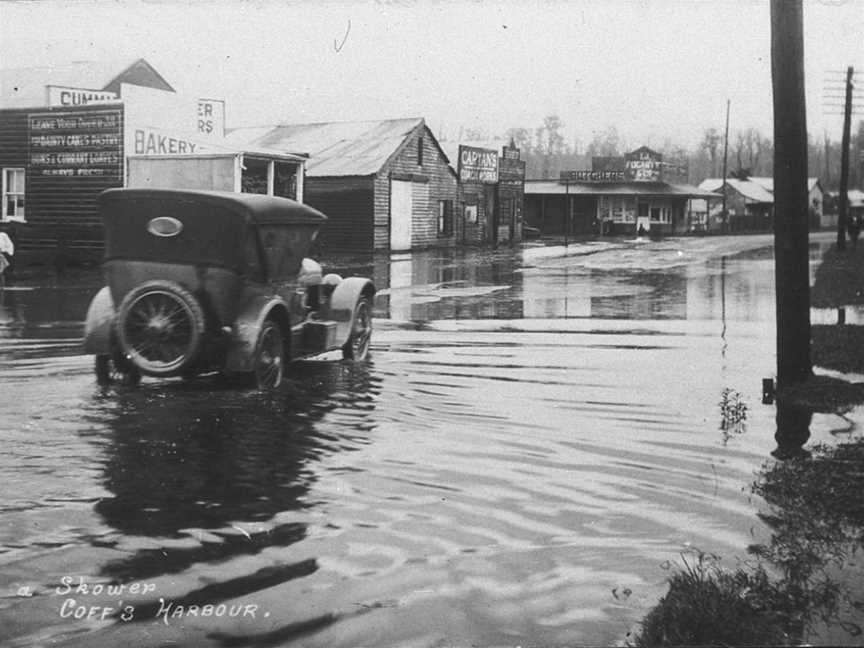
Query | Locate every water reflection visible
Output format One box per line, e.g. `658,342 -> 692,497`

365,241 -> 787,323
92,361 -> 379,584
0,280 -> 97,340
772,400 -> 813,460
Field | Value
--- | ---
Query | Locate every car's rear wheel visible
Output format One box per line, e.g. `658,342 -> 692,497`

117,280 -> 205,376
254,318 -> 284,390
95,354 -> 141,387
342,297 -> 372,361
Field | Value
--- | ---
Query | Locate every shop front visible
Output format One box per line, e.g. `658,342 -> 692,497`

0,61 -> 306,263
524,147 -> 715,238
456,143 -> 525,247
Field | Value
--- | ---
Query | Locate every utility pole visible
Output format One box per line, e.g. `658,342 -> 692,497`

823,131 -> 830,187
771,0 -> 811,386
721,99 -> 730,233
838,66 -> 854,249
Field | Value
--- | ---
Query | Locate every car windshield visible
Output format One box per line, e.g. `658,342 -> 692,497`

257,223 -> 320,280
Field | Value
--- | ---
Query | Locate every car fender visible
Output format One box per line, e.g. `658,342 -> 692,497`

224,296 -> 291,373
328,277 -> 376,346
83,286 -> 116,355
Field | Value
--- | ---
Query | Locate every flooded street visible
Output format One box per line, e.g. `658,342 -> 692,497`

0,232 -> 854,647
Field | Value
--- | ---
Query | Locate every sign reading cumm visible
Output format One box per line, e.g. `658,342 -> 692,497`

46,86 -> 118,107
458,145 -> 498,183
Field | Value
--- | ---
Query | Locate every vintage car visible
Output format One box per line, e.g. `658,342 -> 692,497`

83,188 -> 375,389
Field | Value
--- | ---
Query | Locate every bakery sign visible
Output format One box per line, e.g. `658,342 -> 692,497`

458,145 -> 498,183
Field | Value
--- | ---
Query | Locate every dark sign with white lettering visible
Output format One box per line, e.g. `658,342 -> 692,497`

561,169 -> 626,183
458,145 -> 498,183
28,108 -> 123,179
499,157 -> 526,188
624,147 -> 662,182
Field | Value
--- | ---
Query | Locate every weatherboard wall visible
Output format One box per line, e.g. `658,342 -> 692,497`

303,176 -> 375,257
372,123 -> 458,252
0,104 -> 125,259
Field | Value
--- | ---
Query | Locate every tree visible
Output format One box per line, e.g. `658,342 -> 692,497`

535,115 -> 567,178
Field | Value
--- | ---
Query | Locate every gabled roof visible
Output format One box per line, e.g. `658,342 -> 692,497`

748,176 -> 822,193
698,178 -> 775,203
0,58 -> 174,108
225,117 -> 442,177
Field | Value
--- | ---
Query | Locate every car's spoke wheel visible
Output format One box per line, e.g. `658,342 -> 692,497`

342,297 -> 372,361
95,354 -> 141,387
117,280 -> 205,376
254,319 -> 284,390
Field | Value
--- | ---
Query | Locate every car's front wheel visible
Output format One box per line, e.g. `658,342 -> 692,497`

342,297 -> 372,361
254,318 -> 285,390
95,354 -> 141,387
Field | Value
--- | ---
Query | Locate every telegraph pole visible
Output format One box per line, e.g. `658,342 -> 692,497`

721,99 -> 730,233
771,0 -> 811,386
824,67 -> 863,249
838,66 -> 854,248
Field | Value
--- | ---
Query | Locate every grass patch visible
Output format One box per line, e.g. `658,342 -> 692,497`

634,439 -> 864,646
811,243 -> 864,309
812,324 -> 864,375
632,552 -> 790,647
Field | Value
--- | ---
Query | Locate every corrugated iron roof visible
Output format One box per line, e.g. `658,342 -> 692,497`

0,58 -> 173,108
748,176 -> 821,193
698,178 -> 774,203
225,118 -> 426,177
525,180 -> 718,198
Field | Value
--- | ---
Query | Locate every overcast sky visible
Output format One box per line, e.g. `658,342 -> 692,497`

2,0 -> 862,150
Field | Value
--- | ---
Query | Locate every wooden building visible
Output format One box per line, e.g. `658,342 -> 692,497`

525,147 -> 713,237
0,59 -> 306,263
454,142 -> 526,247
226,118 -> 458,257
697,177 -> 775,232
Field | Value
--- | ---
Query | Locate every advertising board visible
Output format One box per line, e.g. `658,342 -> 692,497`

458,145 -> 498,184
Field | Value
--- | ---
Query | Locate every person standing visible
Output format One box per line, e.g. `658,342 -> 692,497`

0,224 -> 15,289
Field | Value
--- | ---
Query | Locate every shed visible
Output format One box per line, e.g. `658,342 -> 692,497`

226,118 -> 458,256
697,178 -> 774,232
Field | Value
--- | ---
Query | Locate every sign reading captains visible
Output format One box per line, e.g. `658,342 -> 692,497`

458,145 -> 498,183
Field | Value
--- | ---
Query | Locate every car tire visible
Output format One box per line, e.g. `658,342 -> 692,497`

254,318 -> 285,390
116,280 -> 206,376
342,297 -> 372,361
95,354 -> 141,388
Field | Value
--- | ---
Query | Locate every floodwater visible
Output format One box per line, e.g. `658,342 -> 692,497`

0,232 -> 856,647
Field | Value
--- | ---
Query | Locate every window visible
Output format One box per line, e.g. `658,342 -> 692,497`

273,162 -> 297,200
241,158 -> 270,194
600,196 -> 636,223
438,199 -> 453,236
464,203 -> 478,225
417,136 -> 424,167
2,168 -> 25,222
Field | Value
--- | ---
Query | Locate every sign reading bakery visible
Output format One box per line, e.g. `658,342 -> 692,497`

46,85 -> 119,107
28,108 -> 123,178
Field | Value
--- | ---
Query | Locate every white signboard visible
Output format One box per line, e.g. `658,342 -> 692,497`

197,99 -> 225,137
46,85 -> 118,107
